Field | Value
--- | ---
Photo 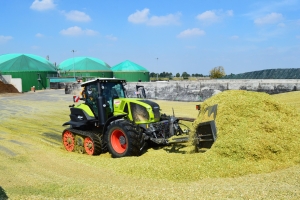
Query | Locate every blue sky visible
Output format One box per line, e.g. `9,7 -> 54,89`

0,0 -> 299,75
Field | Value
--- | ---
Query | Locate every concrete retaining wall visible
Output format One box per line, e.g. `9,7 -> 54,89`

124,79 -> 300,102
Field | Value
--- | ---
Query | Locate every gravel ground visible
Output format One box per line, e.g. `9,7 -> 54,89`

0,89 -> 70,102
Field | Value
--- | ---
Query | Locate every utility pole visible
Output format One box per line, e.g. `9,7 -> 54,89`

71,50 -> 76,80
156,57 -> 158,81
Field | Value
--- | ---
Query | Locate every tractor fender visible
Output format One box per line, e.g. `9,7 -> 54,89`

102,114 -> 127,134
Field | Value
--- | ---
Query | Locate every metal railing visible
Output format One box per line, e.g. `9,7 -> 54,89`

0,73 -> 9,84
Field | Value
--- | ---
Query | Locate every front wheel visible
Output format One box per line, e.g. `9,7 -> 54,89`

105,120 -> 142,158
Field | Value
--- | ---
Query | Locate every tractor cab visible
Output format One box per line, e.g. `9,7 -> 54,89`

82,78 -> 126,118
65,78 -> 127,128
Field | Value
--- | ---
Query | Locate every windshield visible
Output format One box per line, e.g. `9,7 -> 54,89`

102,82 -> 126,113
102,82 -> 125,98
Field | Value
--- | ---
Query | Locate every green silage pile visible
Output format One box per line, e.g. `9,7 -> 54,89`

107,90 -> 300,182
193,90 -> 300,163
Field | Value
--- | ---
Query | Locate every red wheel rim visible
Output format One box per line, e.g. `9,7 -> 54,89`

84,137 -> 94,155
111,129 -> 127,154
63,130 -> 75,152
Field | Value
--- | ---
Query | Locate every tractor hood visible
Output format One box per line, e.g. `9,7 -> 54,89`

113,98 -> 161,123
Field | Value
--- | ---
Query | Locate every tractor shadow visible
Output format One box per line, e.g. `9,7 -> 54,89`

0,186 -> 9,200
141,142 -> 204,155
42,132 -> 62,145
163,144 -> 190,154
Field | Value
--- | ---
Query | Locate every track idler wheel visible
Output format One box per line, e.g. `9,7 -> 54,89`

84,137 -> 96,155
62,130 -> 75,152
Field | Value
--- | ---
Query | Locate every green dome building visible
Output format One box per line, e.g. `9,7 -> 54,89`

0,53 -> 57,92
58,57 -> 113,80
111,60 -> 149,82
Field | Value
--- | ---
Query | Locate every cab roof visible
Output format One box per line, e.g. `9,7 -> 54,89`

81,78 -> 126,87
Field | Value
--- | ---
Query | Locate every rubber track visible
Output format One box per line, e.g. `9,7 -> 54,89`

64,128 -> 102,155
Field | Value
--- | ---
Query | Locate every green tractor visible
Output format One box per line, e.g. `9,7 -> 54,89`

62,78 -> 217,158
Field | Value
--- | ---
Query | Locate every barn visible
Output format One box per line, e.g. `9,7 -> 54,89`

111,60 -> 150,82
58,57 -> 113,81
0,53 -> 57,92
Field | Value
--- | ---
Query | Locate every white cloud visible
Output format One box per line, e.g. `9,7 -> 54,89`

30,0 -> 56,11
85,29 -> 98,36
106,34 -> 118,41
60,26 -> 98,36
196,10 -> 233,24
35,33 -> 44,37
197,11 -> 219,22
147,13 -> 181,26
0,35 -> 13,43
177,28 -> 205,38
230,35 -> 239,40
254,12 -> 283,25
65,10 -> 91,22
128,8 -> 181,26
128,8 -> 149,24
246,0 -> 296,19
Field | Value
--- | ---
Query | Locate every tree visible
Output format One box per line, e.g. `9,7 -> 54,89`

181,72 -> 190,79
175,73 -> 180,77
150,72 -> 157,78
209,66 -> 226,78
195,73 -> 204,77
160,72 -> 166,78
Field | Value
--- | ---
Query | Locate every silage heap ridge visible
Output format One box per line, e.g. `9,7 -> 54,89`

193,90 -> 300,164
121,90 -> 300,182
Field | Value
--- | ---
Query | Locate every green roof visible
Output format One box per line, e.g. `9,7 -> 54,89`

0,54 -> 56,72
58,57 -> 112,72
111,60 -> 148,72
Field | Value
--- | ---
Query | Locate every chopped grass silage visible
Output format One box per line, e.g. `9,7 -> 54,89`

191,90 -> 300,170
1,90 -> 300,185
272,91 -> 300,113
1,91 -> 300,199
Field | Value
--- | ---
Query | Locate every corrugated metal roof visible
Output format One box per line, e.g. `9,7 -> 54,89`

111,60 -> 149,72
58,57 -> 112,72
0,54 -> 56,72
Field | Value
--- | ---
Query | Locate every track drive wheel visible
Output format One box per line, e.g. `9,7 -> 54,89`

62,130 -> 75,152
84,136 -> 101,155
105,120 -> 142,158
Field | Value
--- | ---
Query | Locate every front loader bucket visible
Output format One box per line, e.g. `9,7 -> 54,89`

195,120 -> 217,149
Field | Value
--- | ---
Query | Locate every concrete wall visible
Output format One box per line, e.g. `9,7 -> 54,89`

10,78 -> 22,92
124,79 -> 300,102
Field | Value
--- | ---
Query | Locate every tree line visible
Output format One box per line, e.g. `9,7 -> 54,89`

150,66 -> 226,79
150,72 -> 208,78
